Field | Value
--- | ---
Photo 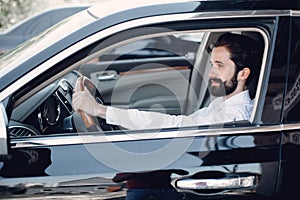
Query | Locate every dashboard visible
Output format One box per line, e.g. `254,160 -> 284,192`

9,72 -> 78,137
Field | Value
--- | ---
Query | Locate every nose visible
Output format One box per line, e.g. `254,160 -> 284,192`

209,64 -> 218,78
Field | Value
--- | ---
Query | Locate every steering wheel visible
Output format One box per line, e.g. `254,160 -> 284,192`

76,76 -> 113,132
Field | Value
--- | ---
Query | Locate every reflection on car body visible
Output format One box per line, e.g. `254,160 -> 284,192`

0,0 -> 300,199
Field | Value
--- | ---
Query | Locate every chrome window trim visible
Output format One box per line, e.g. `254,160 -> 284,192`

250,29 -> 269,124
11,123 -> 289,148
175,27 -> 269,124
0,9 -> 289,102
282,123 -> 300,131
292,10 -> 300,16
192,10 -> 292,19
14,27 -> 268,121
0,102 -> 8,155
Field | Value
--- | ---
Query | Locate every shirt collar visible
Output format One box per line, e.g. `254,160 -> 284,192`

224,90 -> 251,105
210,90 -> 251,107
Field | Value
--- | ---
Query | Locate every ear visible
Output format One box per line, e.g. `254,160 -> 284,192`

238,67 -> 251,81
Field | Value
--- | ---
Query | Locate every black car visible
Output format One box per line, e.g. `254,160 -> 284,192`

0,0 -> 299,199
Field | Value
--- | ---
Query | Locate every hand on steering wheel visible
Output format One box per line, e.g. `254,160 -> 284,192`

73,76 -> 112,132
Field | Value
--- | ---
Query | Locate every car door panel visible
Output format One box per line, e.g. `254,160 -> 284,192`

3,124 -> 280,199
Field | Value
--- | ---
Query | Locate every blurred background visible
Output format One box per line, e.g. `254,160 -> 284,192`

0,0 -> 105,32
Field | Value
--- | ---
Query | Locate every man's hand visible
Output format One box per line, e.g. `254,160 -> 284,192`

72,77 -> 107,118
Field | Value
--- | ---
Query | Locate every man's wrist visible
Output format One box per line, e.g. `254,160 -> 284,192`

97,104 -> 107,118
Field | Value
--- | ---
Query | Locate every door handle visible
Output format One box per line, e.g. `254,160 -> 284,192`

175,173 -> 257,190
96,70 -> 117,81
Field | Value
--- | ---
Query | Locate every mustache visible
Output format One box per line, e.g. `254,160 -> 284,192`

209,78 -> 224,85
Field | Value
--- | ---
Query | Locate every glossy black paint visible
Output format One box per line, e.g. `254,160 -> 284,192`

2,112 -> 283,198
1,131 -> 281,199
0,0 -> 299,199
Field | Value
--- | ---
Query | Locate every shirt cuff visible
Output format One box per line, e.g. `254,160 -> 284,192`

106,106 -> 116,125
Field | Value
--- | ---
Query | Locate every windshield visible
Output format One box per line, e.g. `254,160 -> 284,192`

0,11 -> 94,78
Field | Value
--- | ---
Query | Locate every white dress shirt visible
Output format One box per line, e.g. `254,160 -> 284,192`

106,90 -> 253,130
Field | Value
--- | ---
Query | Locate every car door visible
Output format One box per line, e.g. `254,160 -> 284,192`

276,15 -> 300,199
0,11 -> 283,199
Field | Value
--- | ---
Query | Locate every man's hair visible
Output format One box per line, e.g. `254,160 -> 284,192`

214,32 -> 263,98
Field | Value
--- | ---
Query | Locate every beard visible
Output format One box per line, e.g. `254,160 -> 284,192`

208,73 -> 238,97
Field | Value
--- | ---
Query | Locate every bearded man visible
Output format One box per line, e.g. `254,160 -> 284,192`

73,32 -> 262,130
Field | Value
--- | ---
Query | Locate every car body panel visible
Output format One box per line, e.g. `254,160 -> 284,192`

0,0 -> 299,199
2,126 -> 281,198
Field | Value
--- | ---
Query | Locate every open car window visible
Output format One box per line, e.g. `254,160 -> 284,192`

9,28 -> 266,137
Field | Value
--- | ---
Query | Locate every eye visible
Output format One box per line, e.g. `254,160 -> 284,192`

217,63 -> 224,68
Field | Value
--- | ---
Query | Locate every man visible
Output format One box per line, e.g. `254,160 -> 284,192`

72,32 -> 262,130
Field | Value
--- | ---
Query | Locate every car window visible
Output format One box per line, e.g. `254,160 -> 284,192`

261,18 -> 294,124
282,17 -> 300,123
8,28 -> 267,138
73,31 -> 202,133
79,33 -> 200,113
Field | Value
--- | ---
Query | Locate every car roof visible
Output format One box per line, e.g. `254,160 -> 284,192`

88,0 -> 300,18
0,0 -> 299,92
190,0 -> 300,11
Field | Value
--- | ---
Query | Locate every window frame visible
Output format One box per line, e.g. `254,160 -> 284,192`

4,12 -> 276,146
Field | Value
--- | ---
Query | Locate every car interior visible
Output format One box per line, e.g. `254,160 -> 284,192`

8,29 -> 265,137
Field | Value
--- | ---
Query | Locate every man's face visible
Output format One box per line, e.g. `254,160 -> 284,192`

208,46 -> 238,97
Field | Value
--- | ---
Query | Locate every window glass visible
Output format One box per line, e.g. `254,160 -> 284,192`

261,18 -> 290,124
283,18 -> 300,123
9,29 -> 266,137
